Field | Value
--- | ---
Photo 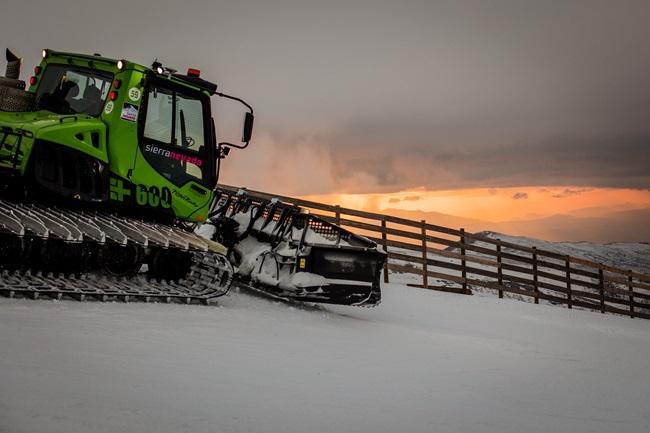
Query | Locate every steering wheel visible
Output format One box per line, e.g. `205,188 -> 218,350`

184,136 -> 195,148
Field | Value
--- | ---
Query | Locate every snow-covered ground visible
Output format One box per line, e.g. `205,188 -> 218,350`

2,284 -> 650,433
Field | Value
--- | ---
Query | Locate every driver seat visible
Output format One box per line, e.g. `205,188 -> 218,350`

80,84 -> 102,115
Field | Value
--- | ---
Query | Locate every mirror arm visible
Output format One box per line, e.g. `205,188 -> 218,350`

218,141 -> 244,150
214,91 -> 253,149
214,91 -> 254,115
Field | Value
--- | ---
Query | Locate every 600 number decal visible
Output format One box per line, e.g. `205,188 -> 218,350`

135,185 -> 172,209
109,178 -> 172,209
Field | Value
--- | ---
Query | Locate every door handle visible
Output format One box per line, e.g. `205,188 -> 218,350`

190,183 -> 207,195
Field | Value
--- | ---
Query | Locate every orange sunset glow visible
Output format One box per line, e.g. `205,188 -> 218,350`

302,187 -> 650,221
301,187 -> 650,243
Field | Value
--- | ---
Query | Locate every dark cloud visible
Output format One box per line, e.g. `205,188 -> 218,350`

512,192 -> 528,200
388,197 -> 401,204
403,196 -> 421,202
259,127 -> 650,194
334,130 -> 650,192
552,188 -> 592,199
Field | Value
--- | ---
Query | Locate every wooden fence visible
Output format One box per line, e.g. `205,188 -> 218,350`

220,185 -> 650,320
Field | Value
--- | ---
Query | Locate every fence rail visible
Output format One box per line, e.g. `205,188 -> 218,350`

219,185 -> 650,320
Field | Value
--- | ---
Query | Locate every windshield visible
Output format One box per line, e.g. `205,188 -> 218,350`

35,64 -> 113,117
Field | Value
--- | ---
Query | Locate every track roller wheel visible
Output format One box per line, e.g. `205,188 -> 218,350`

104,244 -> 143,276
0,234 -> 24,270
39,239 -> 87,275
149,249 -> 192,281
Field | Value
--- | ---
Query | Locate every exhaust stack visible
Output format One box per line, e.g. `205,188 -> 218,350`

5,49 -> 21,79
0,48 -> 34,112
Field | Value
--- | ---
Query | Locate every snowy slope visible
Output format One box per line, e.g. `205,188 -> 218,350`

2,285 -> 650,433
478,231 -> 650,274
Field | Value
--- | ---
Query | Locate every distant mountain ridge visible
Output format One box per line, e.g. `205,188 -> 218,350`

382,207 -> 650,243
476,231 -> 650,274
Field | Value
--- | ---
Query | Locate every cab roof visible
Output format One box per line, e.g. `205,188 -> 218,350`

43,49 -> 218,95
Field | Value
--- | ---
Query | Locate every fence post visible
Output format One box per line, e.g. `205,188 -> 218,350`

532,246 -> 539,304
565,257 -> 572,309
628,272 -> 634,319
496,239 -> 503,298
460,228 -> 467,293
335,205 -> 341,226
381,217 -> 389,284
599,268 -> 605,314
421,220 -> 428,289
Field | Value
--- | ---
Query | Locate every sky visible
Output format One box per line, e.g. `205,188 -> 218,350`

2,0 -> 650,241
304,187 -> 650,222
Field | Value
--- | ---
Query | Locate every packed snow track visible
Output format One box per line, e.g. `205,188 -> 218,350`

1,282 -> 649,433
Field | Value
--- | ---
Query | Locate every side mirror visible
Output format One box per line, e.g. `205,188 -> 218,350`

242,112 -> 254,143
215,91 -> 254,149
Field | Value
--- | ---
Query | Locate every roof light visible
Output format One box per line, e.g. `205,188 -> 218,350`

109,91 -> 118,101
187,68 -> 201,77
116,59 -> 125,70
41,49 -> 48,59
151,61 -> 164,75
29,76 -> 38,86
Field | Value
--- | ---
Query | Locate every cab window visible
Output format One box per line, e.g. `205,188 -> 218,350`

35,65 -> 113,116
143,88 -> 174,144
144,88 -> 205,152
175,96 -> 204,152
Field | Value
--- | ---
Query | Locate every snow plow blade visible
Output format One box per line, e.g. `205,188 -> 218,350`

205,187 -> 386,306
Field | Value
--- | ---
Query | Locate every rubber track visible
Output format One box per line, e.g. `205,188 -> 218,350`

0,252 -> 231,304
0,199 -> 233,304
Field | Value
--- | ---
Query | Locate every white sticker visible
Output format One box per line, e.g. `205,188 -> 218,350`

120,103 -> 139,122
104,101 -> 114,114
128,87 -> 141,102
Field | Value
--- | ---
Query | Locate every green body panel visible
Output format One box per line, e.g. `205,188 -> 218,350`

1,50 -> 217,222
0,110 -> 106,173
0,111 -> 36,173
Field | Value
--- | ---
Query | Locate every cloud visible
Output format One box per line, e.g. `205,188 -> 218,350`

388,197 -> 401,203
552,188 -> 593,198
325,129 -> 650,193
512,192 -> 529,200
403,195 -> 421,202
226,126 -> 650,195
219,132 -> 337,195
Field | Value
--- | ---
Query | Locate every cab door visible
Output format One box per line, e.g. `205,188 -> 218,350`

131,79 -> 215,221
